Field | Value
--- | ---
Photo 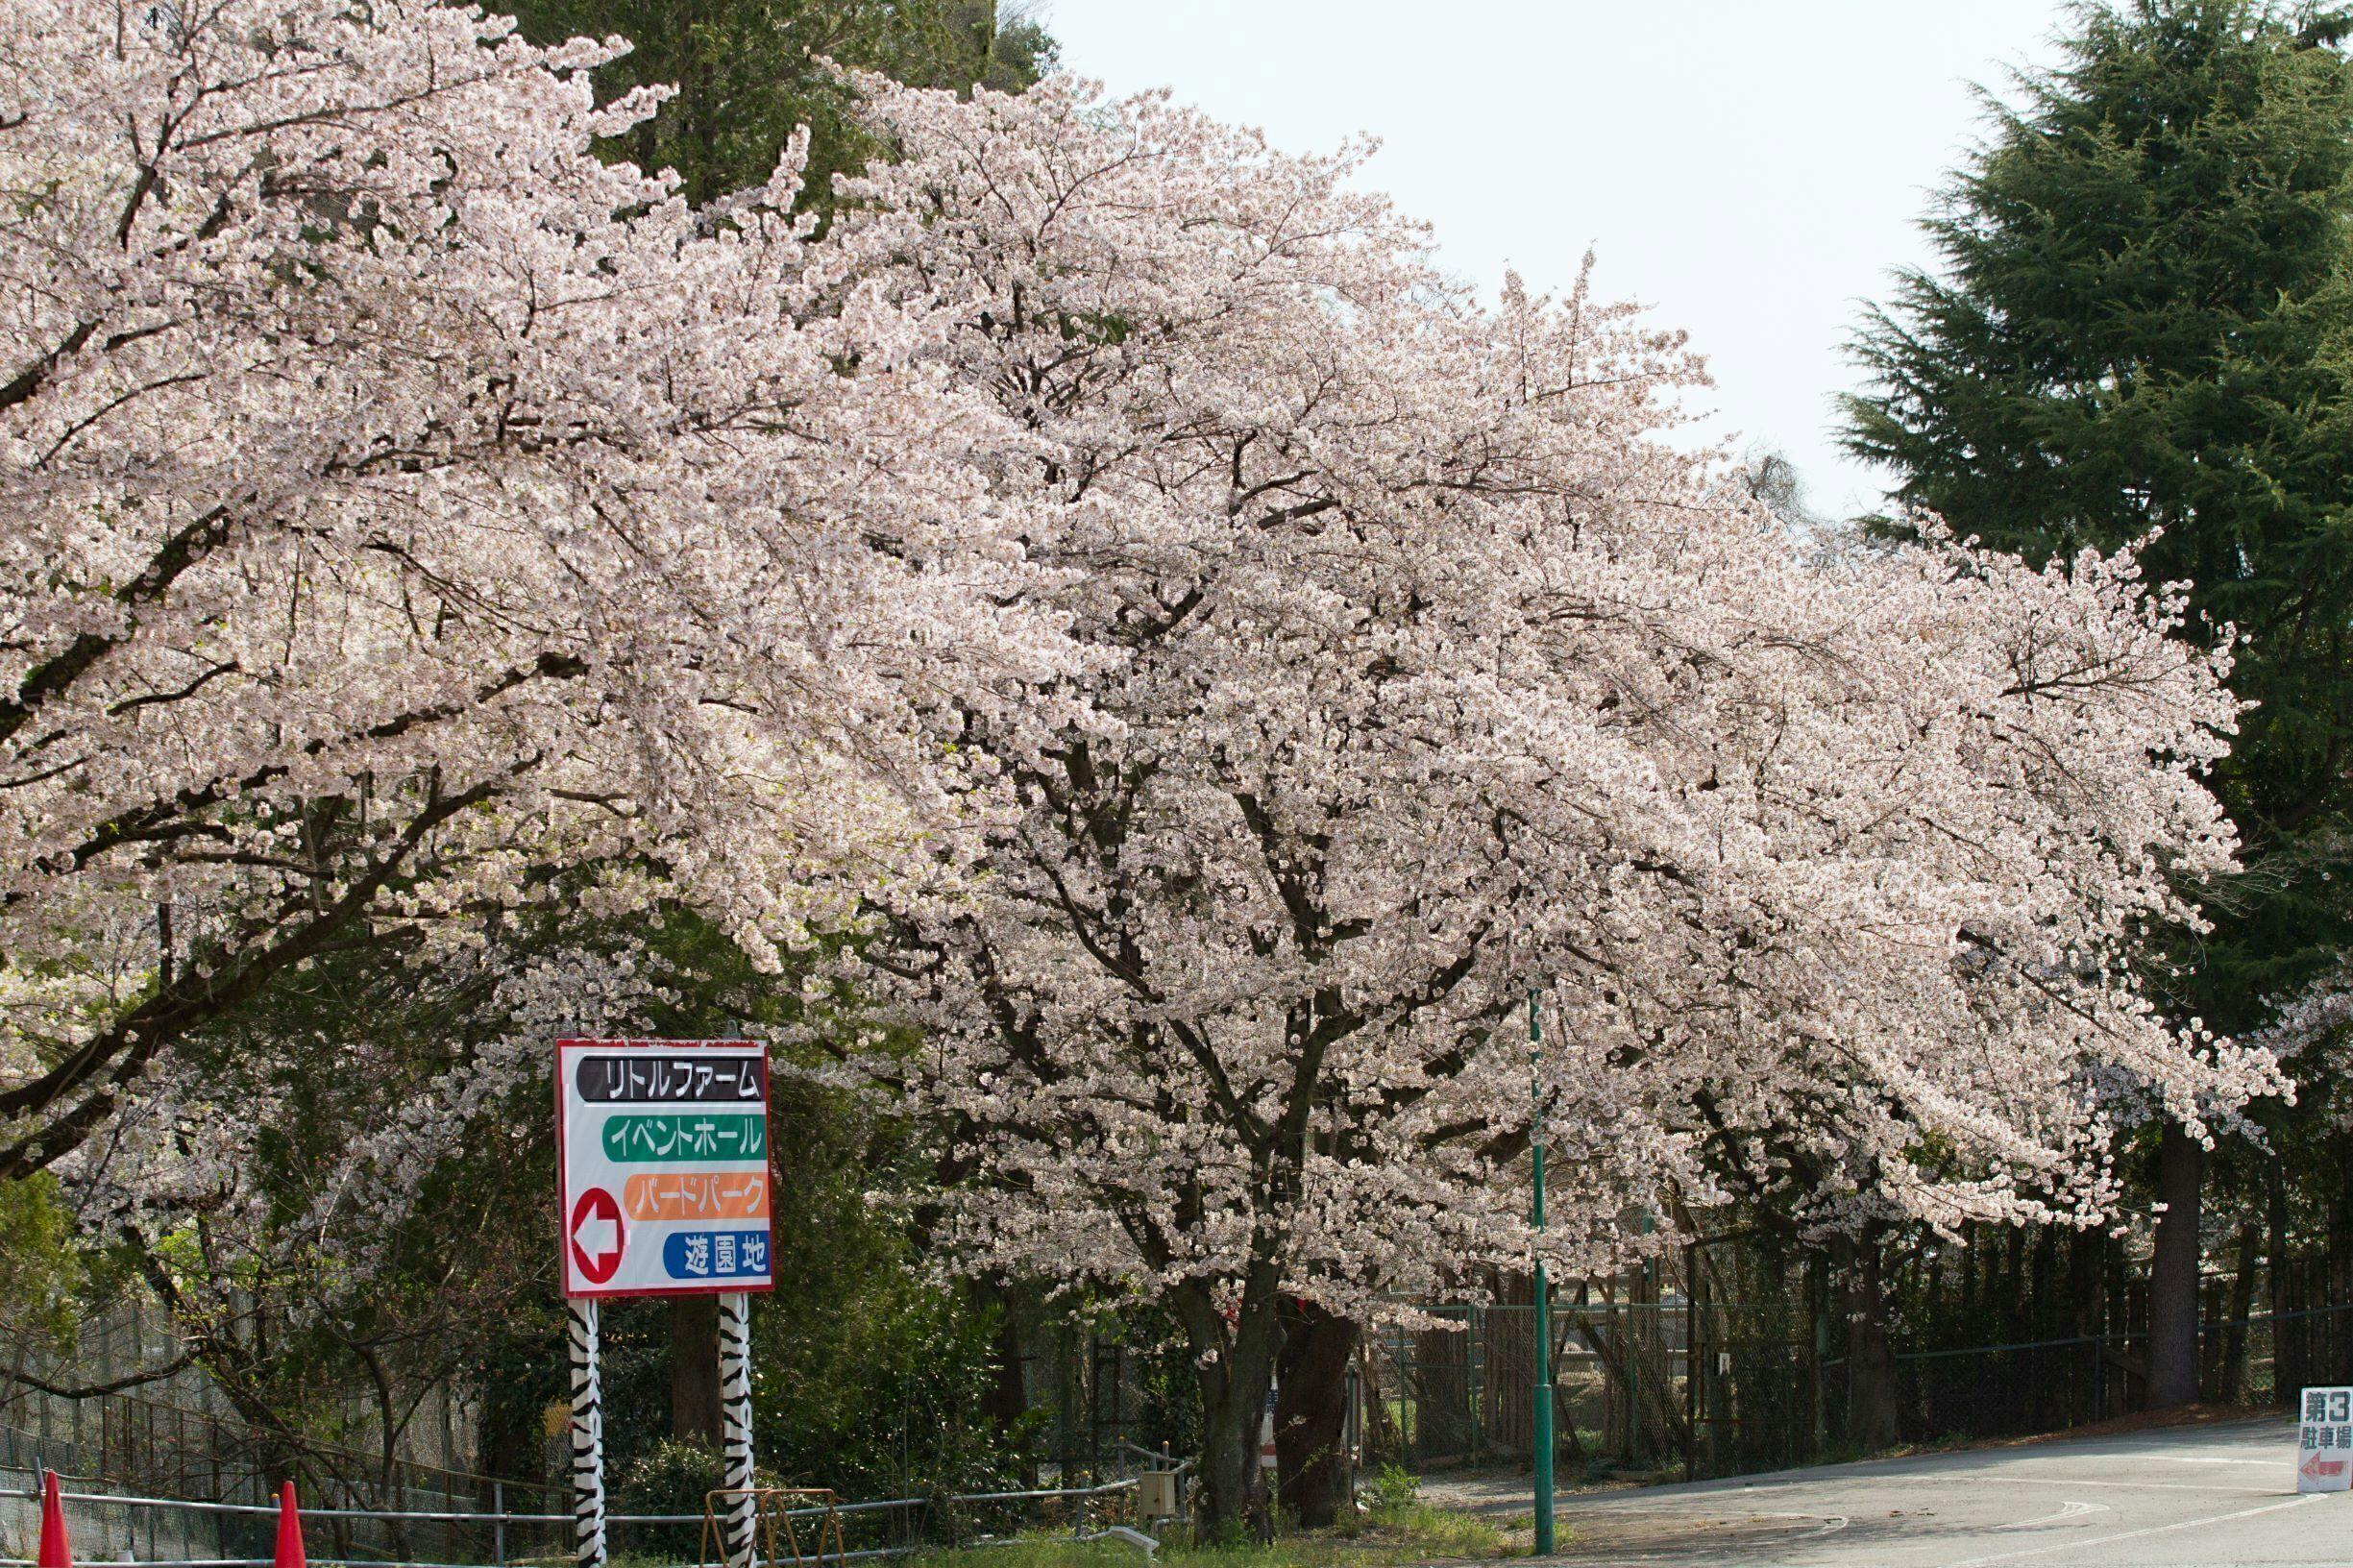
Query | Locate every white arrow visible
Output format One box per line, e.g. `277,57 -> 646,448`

1991,1501 -> 2108,1531
575,1215 -> 619,1262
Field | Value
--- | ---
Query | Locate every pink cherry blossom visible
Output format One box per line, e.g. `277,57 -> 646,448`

0,0 -> 1066,1176
824,76 -> 2281,1521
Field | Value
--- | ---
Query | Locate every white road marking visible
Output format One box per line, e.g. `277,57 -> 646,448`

1943,1490 -> 2322,1567
1988,1500 -> 2108,1531
1884,1474 -> 2279,1495
1561,1473 -> 2277,1511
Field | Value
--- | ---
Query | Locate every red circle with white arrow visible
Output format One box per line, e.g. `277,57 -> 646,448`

569,1187 -> 625,1286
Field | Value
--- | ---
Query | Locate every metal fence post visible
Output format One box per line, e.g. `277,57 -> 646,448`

492,1480 -> 505,1567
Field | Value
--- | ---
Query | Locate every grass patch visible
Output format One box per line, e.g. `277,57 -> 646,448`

903,1495 -> 1509,1568
1346,1495 -> 1507,1559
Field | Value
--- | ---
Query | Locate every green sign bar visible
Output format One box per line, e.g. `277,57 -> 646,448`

600,1113 -> 767,1164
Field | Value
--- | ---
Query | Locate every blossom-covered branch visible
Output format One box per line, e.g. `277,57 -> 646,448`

0,0 -> 1065,1174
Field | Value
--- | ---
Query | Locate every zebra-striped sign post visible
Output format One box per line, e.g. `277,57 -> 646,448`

557,1040 -> 776,1568
719,1292 -> 756,1567
568,1299 -> 606,1568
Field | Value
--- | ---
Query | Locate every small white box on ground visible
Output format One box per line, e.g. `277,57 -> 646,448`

1136,1471 -> 1181,1519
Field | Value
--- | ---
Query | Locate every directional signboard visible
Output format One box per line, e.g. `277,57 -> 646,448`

2299,1385 -> 2353,1492
556,1039 -> 774,1298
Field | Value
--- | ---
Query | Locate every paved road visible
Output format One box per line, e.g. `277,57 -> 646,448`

1434,1417 -> 2353,1566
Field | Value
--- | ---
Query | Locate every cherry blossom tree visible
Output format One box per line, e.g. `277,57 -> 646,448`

0,0 -> 1062,1177
0,5 -> 2290,1524
827,78 -> 2282,1531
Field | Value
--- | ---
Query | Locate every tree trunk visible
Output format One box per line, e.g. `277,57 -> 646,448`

2218,1221 -> 2259,1402
478,1382 -> 547,1486
2268,1155 -> 2293,1396
2002,1225 -> 2028,1344
1196,1395 -> 1258,1546
2028,1228 -> 2056,1426
1958,1221 -> 1977,1331
2068,1228 -> 2105,1426
2147,1122 -> 2203,1409
2332,1133 -> 2353,1304
1274,1301 -> 1359,1528
670,1295 -> 723,1446
1842,1236 -> 1900,1451
1176,1282 -> 1279,1544
978,1285 -> 1037,1487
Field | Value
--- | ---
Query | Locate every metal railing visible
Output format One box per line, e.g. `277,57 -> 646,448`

0,1475 -> 1145,1568
0,1386 -> 530,1517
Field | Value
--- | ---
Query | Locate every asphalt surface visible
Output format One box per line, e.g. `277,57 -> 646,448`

1429,1416 -> 2353,1566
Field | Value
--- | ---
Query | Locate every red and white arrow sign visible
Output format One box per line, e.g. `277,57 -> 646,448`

570,1188 -> 625,1286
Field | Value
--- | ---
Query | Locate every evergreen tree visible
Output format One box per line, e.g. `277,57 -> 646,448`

503,0 -> 1058,208
1844,0 -> 2353,1409
1847,1 -> 2353,1024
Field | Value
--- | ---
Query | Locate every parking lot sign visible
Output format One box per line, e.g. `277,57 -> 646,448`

2299,1385 -> 2353,1492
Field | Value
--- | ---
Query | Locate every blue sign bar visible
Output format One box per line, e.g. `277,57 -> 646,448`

662,1229 -> 772,1281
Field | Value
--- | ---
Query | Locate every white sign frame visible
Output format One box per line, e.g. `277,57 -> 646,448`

556,1038 -> 775,1300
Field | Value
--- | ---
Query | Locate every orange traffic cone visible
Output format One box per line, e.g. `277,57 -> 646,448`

273,1482 -> 306,1568
36,1469 -> 71,1568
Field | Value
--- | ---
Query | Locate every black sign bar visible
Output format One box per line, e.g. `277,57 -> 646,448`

574,1054 -> 764,1104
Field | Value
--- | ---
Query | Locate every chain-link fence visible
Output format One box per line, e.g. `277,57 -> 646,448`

1884,1301 -> 2353,1441
1359,1290 -> 1813,1482
1364,1253 -> 2353,1484
1006,1328 -> 1177,1487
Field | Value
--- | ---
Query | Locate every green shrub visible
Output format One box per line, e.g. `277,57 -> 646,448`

615,1437 -> 780,1517
1365,1464 -> 1419,1513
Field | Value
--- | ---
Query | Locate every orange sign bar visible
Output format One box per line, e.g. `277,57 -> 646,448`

622,1171 -> 770,1221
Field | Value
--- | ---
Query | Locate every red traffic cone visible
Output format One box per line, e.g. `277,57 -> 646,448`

273,1481 -> 306,1568
36,1469 -> 71,1568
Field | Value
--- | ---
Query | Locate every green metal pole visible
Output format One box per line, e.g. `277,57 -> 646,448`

1530,987 -> 1555,1556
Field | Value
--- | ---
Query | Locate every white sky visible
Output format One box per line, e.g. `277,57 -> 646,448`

1035,1 -> 2074,519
